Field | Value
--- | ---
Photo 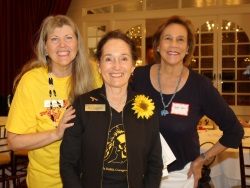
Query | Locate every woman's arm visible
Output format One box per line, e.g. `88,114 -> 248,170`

238,117 -> 250,127
187,142 -> 227,188
7,106 -> 75,150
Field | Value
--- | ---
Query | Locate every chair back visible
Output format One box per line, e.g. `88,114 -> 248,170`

0,124 -> 11,164
0,173 -> 27,188
0,124 -> 7,144
0,125 -> 12,188
239,142 -> 250,187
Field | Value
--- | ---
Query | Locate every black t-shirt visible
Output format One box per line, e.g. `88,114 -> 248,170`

102,108 -> 128,188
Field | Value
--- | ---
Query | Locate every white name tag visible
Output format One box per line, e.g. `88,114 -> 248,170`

85,104 -> 105,111
170,102 -> 189,116
44,100 -> 63,107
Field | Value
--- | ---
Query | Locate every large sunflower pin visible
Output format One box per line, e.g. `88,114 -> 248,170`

132,95 -> 155,119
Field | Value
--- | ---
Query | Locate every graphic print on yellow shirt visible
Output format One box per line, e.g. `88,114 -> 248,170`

5,67 -> 71,188
103,124 -> 127,173
40,100 -> 69,124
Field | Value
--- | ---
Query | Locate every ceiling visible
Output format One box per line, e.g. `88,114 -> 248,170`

88,0 -> 250,37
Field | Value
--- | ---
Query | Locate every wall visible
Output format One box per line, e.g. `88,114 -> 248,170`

66,0 -> 250,121
68,0 -> 127,9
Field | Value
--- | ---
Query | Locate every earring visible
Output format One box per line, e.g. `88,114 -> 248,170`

186,47 -> 189,55
45,53 -> 49,61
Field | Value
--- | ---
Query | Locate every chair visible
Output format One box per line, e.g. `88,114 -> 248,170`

0,125 -> 12,188
238,142 -> 250,187
11,150 -> 29,177
6,94 -> 29,178
5,95 -> 28,188
0,173 -> 27,188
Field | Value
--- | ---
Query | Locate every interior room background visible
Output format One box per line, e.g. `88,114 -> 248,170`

0,0 -> 71,115
1,0 -> 250,121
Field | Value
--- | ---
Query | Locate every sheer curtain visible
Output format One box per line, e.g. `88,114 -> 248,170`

0,0 -> 71,115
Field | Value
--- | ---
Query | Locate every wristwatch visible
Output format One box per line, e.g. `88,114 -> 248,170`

201,153 -> 207,161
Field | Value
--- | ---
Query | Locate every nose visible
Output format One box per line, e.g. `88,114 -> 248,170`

58,39 -> 66,47
113,59 -> 122,69
169,39 -> 179,47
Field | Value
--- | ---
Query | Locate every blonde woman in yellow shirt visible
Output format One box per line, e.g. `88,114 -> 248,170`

6,15 -> 96,188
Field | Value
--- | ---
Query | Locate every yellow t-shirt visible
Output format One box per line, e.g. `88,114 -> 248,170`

6,67 -> 71,188
91,59 -> 103,88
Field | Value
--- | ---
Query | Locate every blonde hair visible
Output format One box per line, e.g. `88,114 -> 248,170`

13,15 -> 96,103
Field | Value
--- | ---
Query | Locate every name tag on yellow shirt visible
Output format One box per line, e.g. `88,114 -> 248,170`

44,100 -> 63,107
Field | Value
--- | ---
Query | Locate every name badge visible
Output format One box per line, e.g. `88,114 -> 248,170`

44,100 -> 63,107
170,102 -> 189,116
85,104 -> 105,111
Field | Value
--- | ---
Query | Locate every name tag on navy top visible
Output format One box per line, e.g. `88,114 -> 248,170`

170,102 -> 189,116
85,104 -> 106,111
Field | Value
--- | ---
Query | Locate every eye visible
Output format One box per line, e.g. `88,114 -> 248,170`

51,37 -> 59,43
65,35 -> 73,42
164,36 -> 172,41
120,56 -> 129,62
177,37 -> 185,42
103,56 -> 113,63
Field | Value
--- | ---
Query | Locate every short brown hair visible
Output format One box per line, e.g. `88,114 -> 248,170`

95,30 -> 137,63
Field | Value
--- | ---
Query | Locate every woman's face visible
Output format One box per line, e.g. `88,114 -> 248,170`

157,23 -> 188,65
98,39 -> 135,90
45,25 -> 78,72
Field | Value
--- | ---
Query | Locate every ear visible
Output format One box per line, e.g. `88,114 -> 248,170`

156,44 -> 160,52
132,66 -> 135,74
97,62 -> 101,74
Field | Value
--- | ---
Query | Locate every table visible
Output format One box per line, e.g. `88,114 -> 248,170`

0,116 -> 7,125
199,128 -> 250,188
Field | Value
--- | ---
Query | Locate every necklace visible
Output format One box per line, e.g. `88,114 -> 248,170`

108,100 -> 126,106
157,64 -> 184,116
48,73 -> 64,128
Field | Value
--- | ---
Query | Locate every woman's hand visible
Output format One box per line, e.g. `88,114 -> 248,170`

187,142 -> 227,188
7,106 -> 76,150
55,106 -> 76,140
187,156 -> 204,188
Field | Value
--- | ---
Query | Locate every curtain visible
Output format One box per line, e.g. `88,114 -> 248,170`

0,0 -> 71,115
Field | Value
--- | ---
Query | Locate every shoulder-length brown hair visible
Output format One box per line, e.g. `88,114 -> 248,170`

152,15 -> 196,66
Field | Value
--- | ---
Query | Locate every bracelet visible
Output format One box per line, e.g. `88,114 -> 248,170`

200,153 -> 207,161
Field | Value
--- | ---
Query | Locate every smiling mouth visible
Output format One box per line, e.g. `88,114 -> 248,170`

168,51 -> 179,55
111,73 -> 124,77
57,51 -> 70,56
